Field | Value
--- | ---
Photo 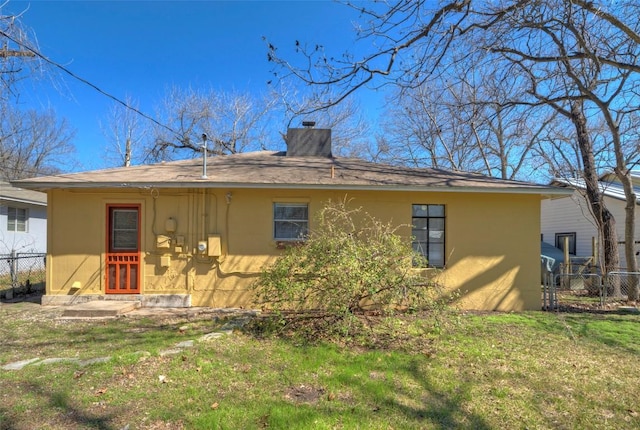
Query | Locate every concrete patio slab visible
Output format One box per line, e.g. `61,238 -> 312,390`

61,300 -> 140,318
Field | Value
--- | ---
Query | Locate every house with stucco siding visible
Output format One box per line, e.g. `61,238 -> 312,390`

13,127 -> 571,311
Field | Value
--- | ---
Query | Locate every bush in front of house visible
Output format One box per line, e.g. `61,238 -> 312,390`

251,199 -> 452,347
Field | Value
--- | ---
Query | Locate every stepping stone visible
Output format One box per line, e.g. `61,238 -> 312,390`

200,332 -> 226,341
159,348 -> 183,357
175,340 -> 194,348
2,358 -> 41,370
78,356 -> 111,367
37,357 -> 80,366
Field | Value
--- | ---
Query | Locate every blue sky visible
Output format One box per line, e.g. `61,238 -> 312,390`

6,0 -> 370,171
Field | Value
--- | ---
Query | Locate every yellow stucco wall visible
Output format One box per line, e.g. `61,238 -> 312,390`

45,187 -> 541,311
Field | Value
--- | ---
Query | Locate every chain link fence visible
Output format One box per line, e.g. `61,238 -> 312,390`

543,265 -> 640,311
0,252 -> 46,300
603,271 -> 640,304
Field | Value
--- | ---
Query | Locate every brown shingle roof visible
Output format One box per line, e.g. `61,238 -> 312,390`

0,181 -> 47,205
12,151 -> 570,196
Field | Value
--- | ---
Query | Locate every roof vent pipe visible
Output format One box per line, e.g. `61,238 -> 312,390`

201,133 -> 208,179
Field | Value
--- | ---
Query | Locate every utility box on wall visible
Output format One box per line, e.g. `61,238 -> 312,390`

160,255 -> 171,267
207,234 -> 222,257
156,235 -> 171,249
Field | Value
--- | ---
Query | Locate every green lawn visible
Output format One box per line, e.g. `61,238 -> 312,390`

1,302 -> 639,429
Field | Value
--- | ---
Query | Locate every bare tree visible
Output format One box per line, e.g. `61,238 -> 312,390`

488,0 -> 639,292
273,83 -> 371,157
0,2 -> 77,180
0,102 -> 76,180
301,100 -> 370,158
100,95 -> 143,167
380,61 -> 558,180
268,0 -> 640,284
0,2 -> 38,100
145,86 -> 277,162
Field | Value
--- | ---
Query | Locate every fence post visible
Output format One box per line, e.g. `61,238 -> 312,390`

542,273 -> 549,310
8,250 -> 18,300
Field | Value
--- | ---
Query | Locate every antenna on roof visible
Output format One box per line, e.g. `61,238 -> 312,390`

201,133 -> 208,179
302,121 -> 316,128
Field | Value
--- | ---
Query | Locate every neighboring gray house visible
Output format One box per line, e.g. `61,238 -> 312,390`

0,181 -> 47,254
541,173 -> 640,270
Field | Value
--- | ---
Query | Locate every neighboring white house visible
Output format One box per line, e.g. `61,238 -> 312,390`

0,181 -> 47,254
541,173 -> 640,270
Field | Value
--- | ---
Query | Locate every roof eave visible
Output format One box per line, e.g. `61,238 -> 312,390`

15,181 -> 573,196
551,177 -> 640,203
0,196 -> 47,206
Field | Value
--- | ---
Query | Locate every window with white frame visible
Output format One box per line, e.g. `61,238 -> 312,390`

7,206 -> 28,232
273,203 -> 308,241
412,204 -> 445,267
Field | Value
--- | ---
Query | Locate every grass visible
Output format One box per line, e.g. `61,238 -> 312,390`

1,302 -> 640,429
0,267 -> 45,298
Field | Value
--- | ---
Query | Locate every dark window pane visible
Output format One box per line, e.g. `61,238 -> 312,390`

7,207 -> 27,232
555,233 -> 576,255
113,231 -> 138,250
429,218 -> 445,242
428,243 -> 445,267
412,228 -> 428,242
274,204 -> 308,220
113,210 -> 138,229
429,205 -> 445,217
412,205 -> 429,217
7,207 -> 15,231
412,204 -> 446,268
274,203 -> 309,240
412,241 -> 427,255
111,209 -> 139,250
274,221 -> 308,240
412,218 -> 427,230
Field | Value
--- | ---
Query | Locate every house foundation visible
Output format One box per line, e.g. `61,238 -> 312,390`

41,294 -> 191,308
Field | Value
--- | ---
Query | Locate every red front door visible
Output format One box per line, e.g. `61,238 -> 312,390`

106,205 -> 141,294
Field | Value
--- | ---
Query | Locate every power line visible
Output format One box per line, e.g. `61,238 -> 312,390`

0,28 -> 180,138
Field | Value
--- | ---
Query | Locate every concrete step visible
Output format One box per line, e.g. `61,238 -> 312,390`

61,300 -> 141,318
